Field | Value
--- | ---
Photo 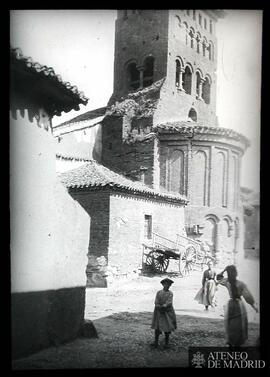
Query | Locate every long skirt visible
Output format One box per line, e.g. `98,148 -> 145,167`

151,306 -> 177,333
224,298 -> 248,346
194,280 -> 216,306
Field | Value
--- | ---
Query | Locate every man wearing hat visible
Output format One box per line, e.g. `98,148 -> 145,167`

151,278 -> 177,348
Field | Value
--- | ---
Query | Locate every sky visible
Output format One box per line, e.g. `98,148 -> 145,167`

10,9 -> 262,192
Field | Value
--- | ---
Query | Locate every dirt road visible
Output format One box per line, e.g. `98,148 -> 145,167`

12,259 -> 260,369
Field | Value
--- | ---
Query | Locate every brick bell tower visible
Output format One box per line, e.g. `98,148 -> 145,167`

102,10 -> 249,265
111,9 -> 220,125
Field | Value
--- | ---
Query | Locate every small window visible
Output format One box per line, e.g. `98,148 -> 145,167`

210,20 -> 213,34
144,215 -> 152,239
186,10 -> 190,16
199,14 -> 202,26
193,10 -> 196,20
204,18 -> 207,29
188,108 -> 197,122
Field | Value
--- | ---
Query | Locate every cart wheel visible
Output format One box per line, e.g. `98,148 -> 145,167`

145,251 -> 155,271
146,250 -> 169,273
179,245 -> 197,276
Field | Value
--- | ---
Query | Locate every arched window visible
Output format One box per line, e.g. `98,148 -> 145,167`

196,71 -> 202,99
183,22 -> 188,45
182,65 -> 192,94
189,27 -> 195,49
208,41 -> 214,61
202,76 -> 211,104
175,59 -> 181,87
202,39 -> 207,57
210,20 -> 213,34
193,10 -> 196,20
127,62 -> 140,90
196,32 -> 201,53
208,43 -> 212,60
204,215 -> 219,252
175,15 -> 181,27
188,108 -> 197,122
143,56 -> 154,87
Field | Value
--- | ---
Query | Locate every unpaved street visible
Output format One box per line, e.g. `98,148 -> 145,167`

12,259 -> 260,369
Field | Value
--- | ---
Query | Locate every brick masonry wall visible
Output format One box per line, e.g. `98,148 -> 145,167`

102,115 -> 155,185
113,10 -> 169,99
154,77 -> 217,126
70,189 -> 185,287
156,135 -> 245,264
158,137 -> 242,211
162,9 -> 217,125
185,205 -> 243,266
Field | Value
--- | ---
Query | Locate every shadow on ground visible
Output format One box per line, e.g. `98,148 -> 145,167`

12,311 -> 260,369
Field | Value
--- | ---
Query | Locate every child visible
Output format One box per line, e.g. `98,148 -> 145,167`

151,278 -> 177,348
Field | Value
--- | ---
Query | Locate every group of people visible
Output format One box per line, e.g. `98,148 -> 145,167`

151,263 -> 258,349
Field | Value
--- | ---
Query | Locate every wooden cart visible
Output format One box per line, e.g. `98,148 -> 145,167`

142,233 -> 216,276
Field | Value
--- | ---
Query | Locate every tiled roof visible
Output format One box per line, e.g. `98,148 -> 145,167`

10,47 -> 88,113
59,160 -> 188,204
54,107 -> 107,129
153,123 -> 250,148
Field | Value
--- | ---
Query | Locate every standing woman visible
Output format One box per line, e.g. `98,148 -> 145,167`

151,278 -> 177,348
216,265 -> 259,348
194,261 -> 217,310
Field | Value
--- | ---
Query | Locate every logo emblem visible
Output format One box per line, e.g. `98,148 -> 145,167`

191,351 -> 206,368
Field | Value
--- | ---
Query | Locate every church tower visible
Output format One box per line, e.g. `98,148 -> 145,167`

102,10 -> 249,264
112,9 -> 221,125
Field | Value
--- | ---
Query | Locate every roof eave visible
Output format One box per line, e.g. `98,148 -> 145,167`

65,183 -> 188,204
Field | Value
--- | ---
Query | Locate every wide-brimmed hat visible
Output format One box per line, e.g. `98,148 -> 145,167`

160,278 -> 174,285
